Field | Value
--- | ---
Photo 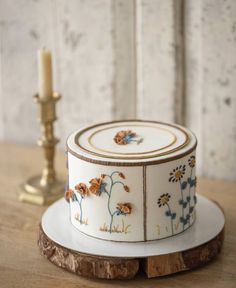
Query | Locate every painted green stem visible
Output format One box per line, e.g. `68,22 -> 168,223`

166,203 -> 174,235
107,177 -> 113,233
75,193 -> 83,224
79,197 -> 83,224
113,180 -> 125,187
179,179 -> 184,230
103,172 -> 126,233
188,169 -> 193,227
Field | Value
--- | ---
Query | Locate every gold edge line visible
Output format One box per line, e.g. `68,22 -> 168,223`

88,134 -> 177,156
74,124 -> 190,160
143,166 -> 147,242
66,141 -> 197,167
87,124 -> 177,156
72,136 -> 190,160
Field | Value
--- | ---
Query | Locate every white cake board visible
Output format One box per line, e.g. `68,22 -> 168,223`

41,194 -> 224,258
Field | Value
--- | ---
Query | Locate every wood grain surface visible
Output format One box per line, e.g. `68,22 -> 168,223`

0,143 -> 235,287
38,222 -> 224,279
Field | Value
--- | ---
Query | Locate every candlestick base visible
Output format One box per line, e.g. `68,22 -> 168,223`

19,175 -> 65,206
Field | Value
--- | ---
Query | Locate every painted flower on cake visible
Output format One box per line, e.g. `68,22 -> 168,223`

74,183 -> 90,225
157,193 -> 170,207
93,171 -> 132,234
89,177 -> 107,196
116,203 -> 132,215
157,193 -> 176,235
64,185 -> 89,225
168,165 -> 186,182
65,189 -> 74,202
118,172 -> 125,179
168,157 -> 197,232
113,130 -> 143,145
75,183 -> 89,197
188,156 -> 196,168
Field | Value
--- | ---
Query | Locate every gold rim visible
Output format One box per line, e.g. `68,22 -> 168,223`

74,121 -> 190,160
88,124 -> 177,156
67,119 -> 197,166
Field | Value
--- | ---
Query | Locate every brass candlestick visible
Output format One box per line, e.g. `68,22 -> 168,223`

19,92 -> 65,205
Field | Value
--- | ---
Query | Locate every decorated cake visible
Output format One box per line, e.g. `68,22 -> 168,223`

65,120 -> 197,242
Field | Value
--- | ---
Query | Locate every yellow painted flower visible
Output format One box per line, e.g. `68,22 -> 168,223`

169,165 -> 186,182
157,193 -> 171,207
188,156 -> 196,168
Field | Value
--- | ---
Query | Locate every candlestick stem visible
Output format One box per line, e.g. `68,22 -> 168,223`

19,92 -> 65,205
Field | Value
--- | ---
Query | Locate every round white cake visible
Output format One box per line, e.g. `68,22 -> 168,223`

65,120 -> 197,242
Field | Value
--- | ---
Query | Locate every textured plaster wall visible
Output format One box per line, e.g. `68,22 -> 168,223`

0,0 -> 235,180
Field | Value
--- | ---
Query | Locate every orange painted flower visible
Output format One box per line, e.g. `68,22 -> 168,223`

89,177 -> 103,196
116,202 -> 132,215
75,183 -> 89,197
65,189 -> 74,202
118,172 -> 125,179
124,185 -> 130,192
113,130 -> 136,145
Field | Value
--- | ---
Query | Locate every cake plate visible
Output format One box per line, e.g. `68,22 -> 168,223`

38,194 -> 225,279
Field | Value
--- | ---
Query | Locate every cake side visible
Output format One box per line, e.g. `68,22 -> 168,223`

65,120 -> 197,242
66,151 -> 196,242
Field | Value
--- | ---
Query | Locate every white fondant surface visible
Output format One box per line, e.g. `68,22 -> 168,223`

67,120 -> 197,164
42,194 -> 225,258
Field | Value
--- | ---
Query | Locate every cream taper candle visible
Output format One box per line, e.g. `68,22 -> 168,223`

38,48 -> 53,99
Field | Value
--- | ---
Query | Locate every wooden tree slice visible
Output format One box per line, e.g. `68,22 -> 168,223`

142,228 -> 224,278
38,199 -> 225,280
38,225 -> 139,280
38,224 -> 224,279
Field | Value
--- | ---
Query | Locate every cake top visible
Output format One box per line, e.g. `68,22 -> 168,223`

67,120 -> 197,166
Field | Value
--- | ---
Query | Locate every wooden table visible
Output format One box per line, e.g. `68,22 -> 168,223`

0,143 -> 235,288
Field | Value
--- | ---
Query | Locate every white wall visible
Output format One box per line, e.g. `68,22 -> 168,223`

0,0 -> 235,180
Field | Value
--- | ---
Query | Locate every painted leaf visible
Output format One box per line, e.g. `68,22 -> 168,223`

190,180 -> 195,187
179,199 -> 183,205
183,201 -> 188,208
100,182 -> 107,193
171,213 -> 176,220
180,216 -> 184,223
187,177 -> 192,184
189,206 -> 194,213
194,195 -> 197,204
72,193 -> 77,202
186,196 -> 191,202
181,181 -> 187,190
165,210 -> 171,217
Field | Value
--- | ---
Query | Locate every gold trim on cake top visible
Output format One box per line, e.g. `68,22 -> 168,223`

66,120 -> 197,166
87,124 -> 178,157
74,122 -> 190,160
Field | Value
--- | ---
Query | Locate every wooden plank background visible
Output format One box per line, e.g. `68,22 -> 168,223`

0,0 -> 235,180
